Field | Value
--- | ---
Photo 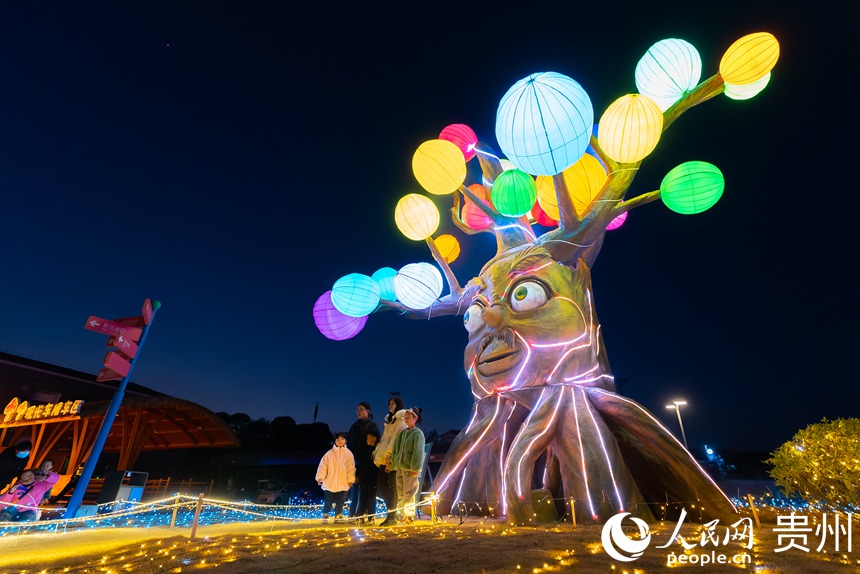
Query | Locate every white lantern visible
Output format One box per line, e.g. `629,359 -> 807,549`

635,39 -> 702,111
394,263 -> 444,310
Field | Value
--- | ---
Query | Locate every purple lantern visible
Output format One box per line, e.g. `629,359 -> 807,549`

313,291 -> 368,341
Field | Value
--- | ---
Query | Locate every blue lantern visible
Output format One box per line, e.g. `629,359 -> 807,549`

495,72 -> 594,176
372,267 -> 398,301
331,273 -> 380,317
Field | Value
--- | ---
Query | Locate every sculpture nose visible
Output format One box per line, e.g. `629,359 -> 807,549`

482,305 -> 505,329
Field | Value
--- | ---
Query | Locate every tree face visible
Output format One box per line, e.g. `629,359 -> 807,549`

463,245 -> 611,399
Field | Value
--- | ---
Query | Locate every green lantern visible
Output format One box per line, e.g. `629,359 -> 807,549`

492,169 -> 537,217
660,161 -> 724,214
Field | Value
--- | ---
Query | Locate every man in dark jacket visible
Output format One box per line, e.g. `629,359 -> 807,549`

346,402 -> 379,517
0,440 -> 33,493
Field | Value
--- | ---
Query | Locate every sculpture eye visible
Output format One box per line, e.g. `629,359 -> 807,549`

464,303 -> 485,333
509,281 -> 549,312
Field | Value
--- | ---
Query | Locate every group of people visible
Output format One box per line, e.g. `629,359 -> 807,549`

315,397 -> 426,526
0,440 -> 60,523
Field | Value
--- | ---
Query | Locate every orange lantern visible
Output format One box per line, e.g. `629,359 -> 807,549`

719,32 -> 779,86
566,154 -> 607,214
434,234 -> 461,263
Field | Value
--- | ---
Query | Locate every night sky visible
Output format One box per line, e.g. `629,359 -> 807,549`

0,2 -> 856,456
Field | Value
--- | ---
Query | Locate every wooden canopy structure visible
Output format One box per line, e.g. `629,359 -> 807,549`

0,395 -> 239,473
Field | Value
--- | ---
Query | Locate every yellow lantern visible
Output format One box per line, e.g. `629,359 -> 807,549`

597,94 -> 663,163
719,32 -> 779,86
434,234 -> 461,263
412,139 -> 467,195
566,154 -> 607,214
395,194 -> 440,241
535,175 -> 560,221
535,154 -> 607,218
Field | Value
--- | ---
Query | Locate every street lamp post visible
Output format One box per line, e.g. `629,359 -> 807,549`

666,400 -> 688,450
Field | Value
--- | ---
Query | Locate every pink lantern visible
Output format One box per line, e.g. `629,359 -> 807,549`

462,183 -> 492,230
313,291 -> 368,341
606,211 -> 628,230
440,123 -> 479,162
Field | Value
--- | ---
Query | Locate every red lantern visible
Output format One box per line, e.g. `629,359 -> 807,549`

462,183 -> 493,230
530,200 -> 558,227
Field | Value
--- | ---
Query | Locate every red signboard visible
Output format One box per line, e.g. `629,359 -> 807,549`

142,299 -> 153,325
113,316 -> 146,328
104,351 -> 131,377
114,335 -> 139,360
85,317 -> 143,341
96,368 -> 123,382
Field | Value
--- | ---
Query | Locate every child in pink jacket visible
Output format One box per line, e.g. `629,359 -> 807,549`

0,461 -> 59,522
316,432 -> 355,523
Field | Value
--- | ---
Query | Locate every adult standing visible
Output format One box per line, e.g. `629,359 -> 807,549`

346,402 -> 379,518
0,440 -> 32,493
374,396 -> 406,526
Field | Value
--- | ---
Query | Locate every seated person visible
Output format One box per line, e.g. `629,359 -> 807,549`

0,462 -> 59,522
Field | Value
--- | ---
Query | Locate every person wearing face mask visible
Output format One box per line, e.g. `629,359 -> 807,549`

0,441 -> 32,493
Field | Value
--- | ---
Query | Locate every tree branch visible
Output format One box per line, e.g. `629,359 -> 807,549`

426,236 -> 463,294
552,173 -> 581,231
663,73 -> 725,131
613,190 -> 661,216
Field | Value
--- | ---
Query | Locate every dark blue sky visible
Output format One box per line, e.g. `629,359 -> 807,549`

0,2 -> 855,454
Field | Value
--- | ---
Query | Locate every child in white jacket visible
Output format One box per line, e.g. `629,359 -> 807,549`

316,432 -> 355,523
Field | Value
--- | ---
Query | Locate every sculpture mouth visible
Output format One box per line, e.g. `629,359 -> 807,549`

476,330 -> 521,377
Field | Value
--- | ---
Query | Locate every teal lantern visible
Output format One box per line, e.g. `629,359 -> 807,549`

491,169 -> 537,217
331,273 -> 380,317
660,161 -> 725,214
495,72 -> 593,176
372,267 -> 398,301
635,39 -> 702,112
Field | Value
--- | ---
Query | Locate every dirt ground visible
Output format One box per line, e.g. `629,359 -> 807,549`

1,514 -> 858,573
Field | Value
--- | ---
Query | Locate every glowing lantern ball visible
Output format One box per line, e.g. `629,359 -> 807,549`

412,139 -> 467,195
394,263 -> 444,310
462,183 -> 493,230
660,161 -> 725,214
606,211 -> 628,231
313,291 -> 368,341
496,72 -> 594,176
565,154 -> 607,214
439,124 -> 478,162
719,32 -> 779,85
371,267 -> 398,301
598,94 -> 663,164
635,38 -> 702,112
491,169 -> 537,218
395,193 -> 440,240
535,175 -> 560,221
331,273 -> 381,317
725,72 -> 771,100
530,200 -> 557,227
434,234 -> 461,263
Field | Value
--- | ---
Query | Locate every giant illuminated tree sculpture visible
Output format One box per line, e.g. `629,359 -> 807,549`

315,33 -> 779,524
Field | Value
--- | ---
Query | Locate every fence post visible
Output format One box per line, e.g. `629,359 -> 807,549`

746,494 -> 760,528
170,494 -> 179,527
189,493 -> 204,539
430,491 -> 437,524
569,497 -> 576,527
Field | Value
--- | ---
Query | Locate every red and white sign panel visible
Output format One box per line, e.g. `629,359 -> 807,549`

104,351 -> 131,377
114,335 -> 138,360
112,316 -> 146,329
142,298 -> 153,325
85,316 -> 143,341
96,368 -> 123,382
